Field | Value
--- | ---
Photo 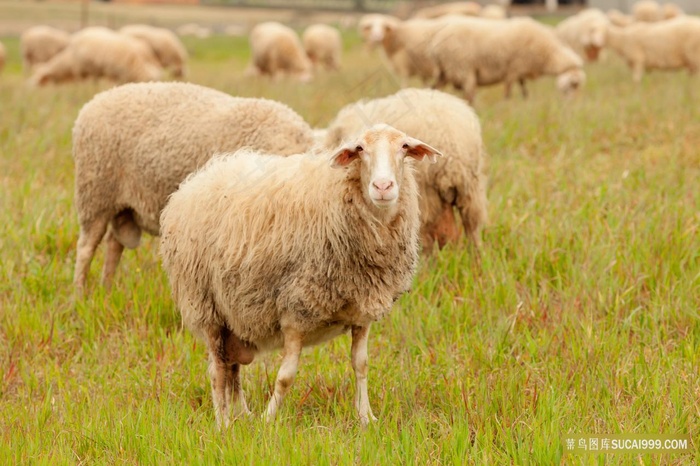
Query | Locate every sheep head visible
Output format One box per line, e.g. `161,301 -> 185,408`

330,124 -> 441,209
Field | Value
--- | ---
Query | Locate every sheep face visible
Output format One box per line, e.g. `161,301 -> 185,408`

359,15 -> 397,46
557,68 -> 586,95
330,125 -> 441,209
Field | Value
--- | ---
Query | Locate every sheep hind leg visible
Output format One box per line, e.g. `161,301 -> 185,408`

73,217 -> 109,295
206,326 -> 236,429
351,325 -> 377,426
265,329 -> 303,422
101,230 -> 124,290
102,210 -> 141,289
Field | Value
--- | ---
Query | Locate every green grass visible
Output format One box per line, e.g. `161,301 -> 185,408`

1,26 -> 699,465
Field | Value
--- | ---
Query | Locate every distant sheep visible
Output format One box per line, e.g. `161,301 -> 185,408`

72,82 -> 314,292
30,27 -> 162,86
302,24 -> 342,71
480,4 -> 507,19
119,24 -> 188,78
431,17 -> 585,102
556,9 -> 610,61
324,88 -> 488,249
357,14 -> 401,48
412,1 -> 482,19
0,41 -> 5,75
20,25 -> 71,71
633,1 -> 662,22
160,124 -> 441,427
661,3 -> 684,20
605,16 -> 700,82
607,9 -> 636,28
176,23 -> 212,38
247,22 -> 312,81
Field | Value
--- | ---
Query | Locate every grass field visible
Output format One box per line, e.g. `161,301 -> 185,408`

1,15 -> 699,465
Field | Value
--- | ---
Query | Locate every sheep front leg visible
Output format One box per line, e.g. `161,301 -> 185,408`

265,329 -> 303,422
351,325 -> 377,426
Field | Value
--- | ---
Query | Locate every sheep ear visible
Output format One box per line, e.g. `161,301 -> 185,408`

330,144 -> 360,168
404,137 -> 442,164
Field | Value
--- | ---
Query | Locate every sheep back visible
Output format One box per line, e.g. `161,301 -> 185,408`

72,81 -> 314,238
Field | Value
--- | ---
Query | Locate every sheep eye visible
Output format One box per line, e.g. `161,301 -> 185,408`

402,143 -> 409,150
355,145 -> 363,152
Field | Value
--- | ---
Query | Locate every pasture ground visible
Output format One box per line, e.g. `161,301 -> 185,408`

0,4 -> 698,464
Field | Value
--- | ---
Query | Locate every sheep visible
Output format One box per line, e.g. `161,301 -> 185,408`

30,27 -> 162,86
633,0 -> 662,22
246,22 -> 312,81
323,88 -> 487,249
72,81 -> 315,293
605,16 -> 700,82
119,24 -> 188,78
480,4 -> 507,20
607,9 -> 636,28
302,24 -> 342,71
176,23 -> 212,39
357,14 -> 401,48
431,17 -> 586,103
0,41 -> 5,75
20,25 -> 71,71
412,1 -> 482,19
661,3 -> 684,20
555,9 -> 610,62
159,124 -> 441,427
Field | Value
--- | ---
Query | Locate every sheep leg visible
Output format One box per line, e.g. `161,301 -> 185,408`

461,72 -> 477,104
351,325 -> 377,426
265,329 -> 303,422
73,218 -> 109,294
208,350 -> 235,429
519,79 -> 528,99
101,229 -> 124,290
632,62 -> 644,83
231,363 -> 251,418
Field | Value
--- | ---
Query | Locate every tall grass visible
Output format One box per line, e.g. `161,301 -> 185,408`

0,26 -> 698,465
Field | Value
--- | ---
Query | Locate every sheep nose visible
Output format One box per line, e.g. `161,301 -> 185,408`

373,180 -> 394,193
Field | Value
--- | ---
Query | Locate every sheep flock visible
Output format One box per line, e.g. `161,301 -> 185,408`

2,0 -> 697,430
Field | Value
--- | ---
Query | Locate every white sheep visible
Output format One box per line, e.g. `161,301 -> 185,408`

324,88 -> 488,249
555,9 -> 610,62
302,24 -> 342,71
119,24 -> 188,78
176,23 -> 212,39
357,14 -> 401,48
20,25 -> 71,72
72,82 -> 315,293
605,16 -> 700,82
607,9 -> 636,28
633,1 -> 662,22
0,41 -> 5,75
431,17 -> 586,102
160,124 -> 441,427
480,4 -> 507,19
246,22 -> 312,81
661,3 -> 684,20
412,1 -> 482,19
30,27 -> 162,86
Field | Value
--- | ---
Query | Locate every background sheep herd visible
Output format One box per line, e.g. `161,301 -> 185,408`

0,0 -> 698,463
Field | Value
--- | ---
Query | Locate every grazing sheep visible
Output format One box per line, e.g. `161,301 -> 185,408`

357,14 -> 401,48
374,18 -> 454,86
246,22 -> 312,81
119,24 -> 188,78
302,24 -> 342,71
72,82 -> 314,292
176,23 -> 212,38
20,25 -> 71,71
480,4 -> 507,19
607,9 -> 636,28
0,41 -> 5,75
556,9 -> 610,62
633,0 -> 662,22
431,17 -> 586,102
324,89 -> 487,249
160,124 -> 441,427
605,16 -> 700,82
30,27 -> 162,86
661,3 -> 684,20
412,1 -> 482,19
